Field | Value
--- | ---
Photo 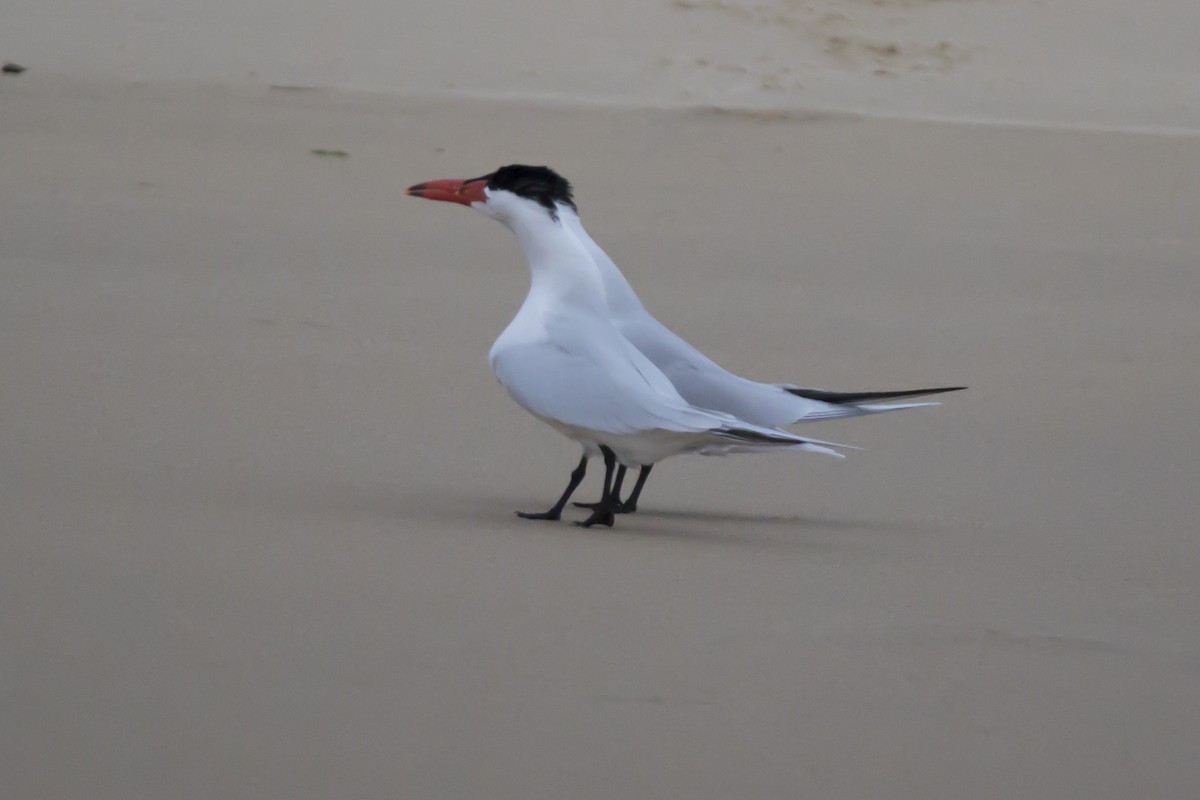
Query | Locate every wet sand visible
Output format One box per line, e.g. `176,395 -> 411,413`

2,76 -> 1198,798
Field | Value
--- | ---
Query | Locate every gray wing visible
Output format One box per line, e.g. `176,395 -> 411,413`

618,315 -> 951,424
566,213 -> 953,428
615,315 -> 836,423
491,336 -> 726,436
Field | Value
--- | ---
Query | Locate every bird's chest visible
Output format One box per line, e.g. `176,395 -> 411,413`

488,303 -> 551,371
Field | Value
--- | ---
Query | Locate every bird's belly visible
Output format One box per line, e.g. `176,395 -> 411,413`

503,388 -> 715,467
536,416 -> 602,456
591,429 -> 714,468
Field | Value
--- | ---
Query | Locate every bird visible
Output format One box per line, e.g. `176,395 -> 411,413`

407,165 -> 856,527
553,201 -> 965,512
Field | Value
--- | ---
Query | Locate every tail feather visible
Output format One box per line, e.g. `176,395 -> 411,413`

783,385 -> 966,405
855,401 -> 940,412
715,426 -> 859,457
795,400 -> 941,421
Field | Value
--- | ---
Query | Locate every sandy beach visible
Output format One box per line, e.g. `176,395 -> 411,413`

6,0 -> 1200,131
2,3 -> 1199,796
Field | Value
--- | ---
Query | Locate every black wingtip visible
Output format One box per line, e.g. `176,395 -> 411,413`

785,386 -> 967,405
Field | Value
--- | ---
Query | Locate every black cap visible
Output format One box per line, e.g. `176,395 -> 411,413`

478,165 -> 575,217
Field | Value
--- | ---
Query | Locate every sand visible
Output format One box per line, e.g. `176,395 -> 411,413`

5,0 -> 1200,131
2,48 -> 1199,800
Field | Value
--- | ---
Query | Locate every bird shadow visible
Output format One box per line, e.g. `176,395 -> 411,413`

631,507 -> 890,530
491,496 -> 922,551
202,476 -> 922,550
572,521 -> 840,551
575,506 -> 920,550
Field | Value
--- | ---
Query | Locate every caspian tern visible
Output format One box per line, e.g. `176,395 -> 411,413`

556,203 -> 964,512
407,165 -> 856,527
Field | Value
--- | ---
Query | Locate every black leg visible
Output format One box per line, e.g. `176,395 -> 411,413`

575,447 -> 619,528
621,465 -> 652,513
572,465 -> 625,512
516,454 -> 587,521
574,463 -> 652,514
610,465 -> 627,499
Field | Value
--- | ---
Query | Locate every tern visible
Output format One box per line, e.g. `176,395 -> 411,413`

408,165 -> 857,527
555,203 -> 964,512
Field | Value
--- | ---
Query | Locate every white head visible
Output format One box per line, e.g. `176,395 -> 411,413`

406,164 -> 576,233
409,164 -> 613,309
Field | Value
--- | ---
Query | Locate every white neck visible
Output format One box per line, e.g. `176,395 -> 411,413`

503,205 -> 607,315
558,205 -> 647,318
